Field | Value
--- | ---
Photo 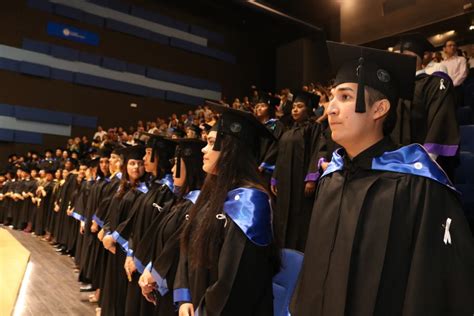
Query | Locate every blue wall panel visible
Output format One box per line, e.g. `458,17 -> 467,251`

78,51 -> 102,65
105,19 -> 150,39
129,5 -> 189,32
189,25 -> 224,44
82,13 -> 105,28
19,62 -> 51,78
0,128 -> 14,142
22,38 -> 50,54
51,68 -> 75,82
101,57 -> 127,72
0,104 -> 15,116
126,63 -> 147,76
166,91 -> 203,106
14,130 -> 43,145
27,0 -> 53,13
53,3 -> 84,21
50,44 -> 79,61
15,105 -> 72,126
0,58 -> 20,72
72,114 -> 98,129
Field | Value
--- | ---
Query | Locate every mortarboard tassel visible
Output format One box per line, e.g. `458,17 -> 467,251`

355,57 -> 366,113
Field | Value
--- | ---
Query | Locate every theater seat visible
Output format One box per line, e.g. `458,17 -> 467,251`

273,249 -> 304,316
460,125 -> 474,152
457,106 -> 473,126
455,151 -> 474,184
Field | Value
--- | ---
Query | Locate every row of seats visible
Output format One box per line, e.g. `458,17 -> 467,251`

455,105 -> 474,227
27,0 -> 236,63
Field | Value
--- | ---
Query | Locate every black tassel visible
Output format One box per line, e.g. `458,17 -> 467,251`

355,57 -> 366,113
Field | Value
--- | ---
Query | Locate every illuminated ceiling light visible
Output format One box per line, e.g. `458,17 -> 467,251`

388,47 -> 394,52
470,25 -> 474,31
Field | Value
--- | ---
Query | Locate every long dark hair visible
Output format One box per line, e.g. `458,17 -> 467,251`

117,159 -> 146,199
181,134 -> 272,270
175,152 -> 205,200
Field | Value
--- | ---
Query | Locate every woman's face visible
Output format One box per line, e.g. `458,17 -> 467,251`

201,131 -> 220,175
100,158 -> 109,175
143,148 -> 158,174
172,158 -> 186,187
291,102 -> 308,122
55,170 -> 61,179
127,159 -> 144,182
255,103 -> 270,119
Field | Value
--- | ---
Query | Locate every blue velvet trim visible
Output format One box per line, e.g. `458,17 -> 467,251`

223,188 -> 272,246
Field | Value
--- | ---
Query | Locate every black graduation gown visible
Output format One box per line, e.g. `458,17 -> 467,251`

45,180 -> 60,234
290,138 -> 474,316
0,180 -> 12,223
258,119 -> 285,189
116,179 -> 175,316
174,188 -> 276,316
54,174 -> 76,245
392,72 -> 459,179
34,181 -> 53,235
92,174 -> 122,291
79,177 -> 106,283
272,119 -> 323,251
17,178 -> 36,227
101,184 -> 147,316
149,197 -> 196,316
12,180 -> 27,229
72,179 -> 92,265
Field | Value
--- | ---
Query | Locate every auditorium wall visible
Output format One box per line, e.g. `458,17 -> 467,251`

0,0 -> 271,162
340,0 -> 467,45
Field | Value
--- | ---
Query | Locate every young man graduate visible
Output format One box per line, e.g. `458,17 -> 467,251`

290,41 -> 474,316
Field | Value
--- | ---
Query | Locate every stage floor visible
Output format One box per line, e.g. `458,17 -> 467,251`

2,227 -> 95,316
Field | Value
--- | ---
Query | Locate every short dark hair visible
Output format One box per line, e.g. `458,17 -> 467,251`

444,40 -> 456,47
365,86 -> 397,136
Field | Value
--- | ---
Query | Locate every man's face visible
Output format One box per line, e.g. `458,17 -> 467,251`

328,83 -> 374,148
444,41 -> 457,57
56,149 -> 62,157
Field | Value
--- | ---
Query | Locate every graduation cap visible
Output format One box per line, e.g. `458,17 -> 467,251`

140,132 -> 176,164
187,125 -> 201,138
399,33 -> 435,59
293,91 -> 320,111
44,166 -> 57,175
118,145 -> 145,162
65,157 -> 78,168
201,123 -> 212,133
205,101 -> 276,155
18,163 -> 30,173
327,41 -> 416,113
44,148 -> 53,154
256,93 -> 281,116
98,145 -> 113,158
89,157 -> 100,167
171,138 -> 205,178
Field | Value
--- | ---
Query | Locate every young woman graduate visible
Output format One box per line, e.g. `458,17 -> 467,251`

33,167 -> 55,236
271,91 -> 326,251
111,134 -> 177,316
89,146 -> 123,299
137,138 -> 205,316
175,102 -> 280,316
100,145 -> 147,316
254,94 -> 285,190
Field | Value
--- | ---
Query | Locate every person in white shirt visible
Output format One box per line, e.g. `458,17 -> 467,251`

93,126 -> 107,141
442,40 -> 468,107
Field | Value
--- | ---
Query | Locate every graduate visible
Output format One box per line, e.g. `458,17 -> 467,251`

175,102 -> 280,316
113,134 -> 177,316
271,91 -> 325,251
391,33 -> 459,180
137,138 -> 205,316
254,93 -> 285,189
290,41 -> 474,316
33,166 -> 55,236
100,145 -> 147,316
